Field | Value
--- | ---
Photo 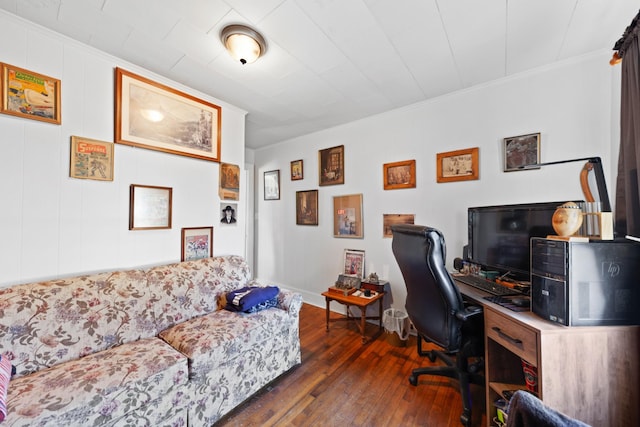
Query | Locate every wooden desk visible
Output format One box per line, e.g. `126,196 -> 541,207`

456,281 -> 640,427
322,290 -> 385,343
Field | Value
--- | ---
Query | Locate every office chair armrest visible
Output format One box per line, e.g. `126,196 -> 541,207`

455,305 -> 483,322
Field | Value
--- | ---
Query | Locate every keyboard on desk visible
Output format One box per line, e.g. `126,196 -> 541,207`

455,274 -> 519,296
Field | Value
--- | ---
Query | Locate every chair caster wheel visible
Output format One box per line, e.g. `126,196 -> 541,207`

408,375 -> 418,386
459,411 -> 471,426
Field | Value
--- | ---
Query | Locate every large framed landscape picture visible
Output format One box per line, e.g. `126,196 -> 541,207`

115,68 -> 221,162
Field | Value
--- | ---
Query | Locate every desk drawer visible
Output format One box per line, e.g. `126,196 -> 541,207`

486,309 -> 538,365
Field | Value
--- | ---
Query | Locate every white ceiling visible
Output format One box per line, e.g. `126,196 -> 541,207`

1,0 -> 637,149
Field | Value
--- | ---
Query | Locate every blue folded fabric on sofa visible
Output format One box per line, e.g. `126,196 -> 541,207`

225,286 -> 280,313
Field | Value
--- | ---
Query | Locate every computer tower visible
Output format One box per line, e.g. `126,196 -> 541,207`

530,237 -> 640,326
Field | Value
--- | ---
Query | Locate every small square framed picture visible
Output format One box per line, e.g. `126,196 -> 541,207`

503,133 -> 541,172
264,170 -> 280,200
291,159 -> 303,180
181,227 -> 213,261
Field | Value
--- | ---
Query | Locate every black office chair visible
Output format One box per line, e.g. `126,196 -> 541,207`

391,224 -> 485,426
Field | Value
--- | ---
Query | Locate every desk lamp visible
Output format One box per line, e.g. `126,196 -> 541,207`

518,156 -> 613,239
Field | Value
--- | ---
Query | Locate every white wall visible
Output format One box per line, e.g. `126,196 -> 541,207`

0,11 -> 248,287
253,52 -> 622,311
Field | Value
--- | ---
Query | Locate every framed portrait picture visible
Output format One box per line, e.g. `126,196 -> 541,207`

504,133 -> 541,172
181,227 -> 213,261
319,145 -> 344,186
383,214 -> 415,238
291,159 -> 303,181
343,249 -> 365,279
264,170 -> 280,200
220,203 -> 238,225
383,159 -> 416,190
129,184 -> 172,230
436,147 -> 479,183
296,190 -> 318,225
69,136 -> 114,181
220,162 -> 240,200
115,67 -> 221,162
0,62 -> 61,124
333,194 -> 363,238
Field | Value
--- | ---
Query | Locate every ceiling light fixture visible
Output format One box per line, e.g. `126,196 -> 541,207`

220,24 -> 267,65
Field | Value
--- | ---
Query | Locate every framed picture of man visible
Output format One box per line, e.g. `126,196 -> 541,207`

220,203 -> 238,225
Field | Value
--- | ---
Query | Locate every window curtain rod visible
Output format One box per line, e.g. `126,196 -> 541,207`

611,9 -> 640,65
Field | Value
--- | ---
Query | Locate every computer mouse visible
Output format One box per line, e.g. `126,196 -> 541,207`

511,297 -> 529,307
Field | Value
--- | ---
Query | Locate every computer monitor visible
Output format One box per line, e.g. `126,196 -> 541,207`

466,201 -> 580,281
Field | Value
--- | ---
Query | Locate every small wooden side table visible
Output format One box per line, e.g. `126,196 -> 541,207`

322,290 -> 385,343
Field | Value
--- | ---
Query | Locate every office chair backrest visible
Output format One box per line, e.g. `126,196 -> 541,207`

391,224 -> 466,351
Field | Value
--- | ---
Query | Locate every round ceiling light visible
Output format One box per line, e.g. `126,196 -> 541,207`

220,24 -> 267,65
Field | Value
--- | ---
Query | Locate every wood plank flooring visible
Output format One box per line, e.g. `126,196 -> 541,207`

216,304 -> 487,426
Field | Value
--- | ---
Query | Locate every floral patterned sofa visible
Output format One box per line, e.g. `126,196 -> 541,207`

0,255 -> 302,426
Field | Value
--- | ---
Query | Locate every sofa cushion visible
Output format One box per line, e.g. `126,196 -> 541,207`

5,337 -> 187,427
159,307 -> 293,380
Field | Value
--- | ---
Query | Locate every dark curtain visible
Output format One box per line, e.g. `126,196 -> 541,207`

615,12 -> 640,237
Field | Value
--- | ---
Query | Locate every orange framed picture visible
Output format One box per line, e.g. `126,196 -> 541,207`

0,62 -> 61,124
383,159 -> 416,190
115,67 -> 221,162
436,147 -> 479,183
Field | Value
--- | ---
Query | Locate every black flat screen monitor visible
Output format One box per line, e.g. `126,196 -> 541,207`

467,201 -> 580,281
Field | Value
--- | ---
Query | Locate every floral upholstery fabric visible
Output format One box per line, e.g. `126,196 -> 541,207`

0,255 -> 301,427
4,337 -> 187,427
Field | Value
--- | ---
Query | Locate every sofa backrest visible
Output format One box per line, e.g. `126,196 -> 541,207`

0,255 -> 251,378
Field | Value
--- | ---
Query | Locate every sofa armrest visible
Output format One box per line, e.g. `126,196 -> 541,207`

247,279 -> 303,316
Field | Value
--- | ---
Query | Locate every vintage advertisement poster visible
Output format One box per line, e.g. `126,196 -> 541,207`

219,162 -> 240,200
1,63 -> 61,124
70,136 -> 114,181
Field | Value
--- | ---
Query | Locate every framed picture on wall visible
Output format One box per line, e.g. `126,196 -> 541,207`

181,226 -> 213,261
0,62 -> 61,124
296,190 -> 318,225
129,184 -> 172,230
219,162 -> 240,200
383,214 -> 415,238
291,159 -> 303,180
503,132 -> 541,172
319,145 -> 344,186
115,67 -> 221,162
383,159 -> 416,190
333,194 -> 363,238
69,136 -> 114,181
436,147 -> 479,183
264,170 -> 280,200
220,203 -> 238,225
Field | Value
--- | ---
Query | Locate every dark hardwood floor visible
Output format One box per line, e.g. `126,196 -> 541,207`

216,303 -> 487,427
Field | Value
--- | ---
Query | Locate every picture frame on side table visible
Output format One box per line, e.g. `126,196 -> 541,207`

69,136 -> 114,181
319,145 -> 344,186
296,190 -> 318,225
115,67 -> 221,162
504,133 -> 541,172
291,159 -> 303,181
343,249 -> 365,279
436,147 -> 479,183
333,194 -> 363,238
0,62 -> 61,124
383,159 -> 416,190
129,184 -> 172,230
264,170 -> 280,200
181,227 -> 213,261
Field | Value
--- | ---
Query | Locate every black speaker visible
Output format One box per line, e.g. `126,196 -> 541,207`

453,257 -> 464,271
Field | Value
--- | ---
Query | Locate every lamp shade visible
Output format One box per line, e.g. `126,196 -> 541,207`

221,25 -> 266,64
